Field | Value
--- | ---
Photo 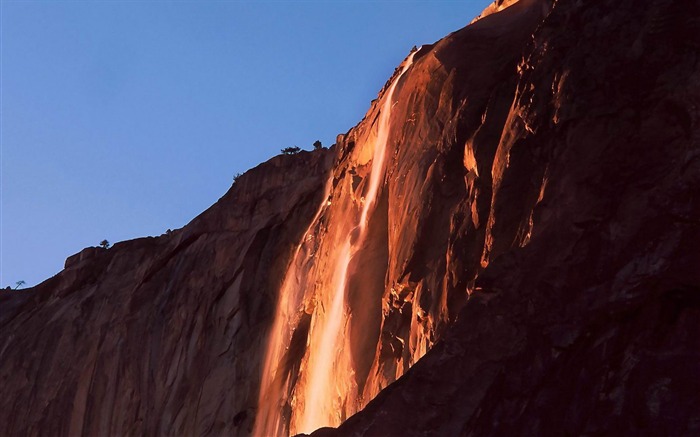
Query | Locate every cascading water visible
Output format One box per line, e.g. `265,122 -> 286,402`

254,49 -> 417,437
253,178 -> 333,437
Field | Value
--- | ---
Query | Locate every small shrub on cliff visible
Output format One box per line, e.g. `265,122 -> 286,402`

14,280 -> 26,290
281,146 -> 301,155
313,140 -> 323,150
99,240 -> 110,249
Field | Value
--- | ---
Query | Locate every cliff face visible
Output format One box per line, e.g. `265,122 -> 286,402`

2,0 -> 699,435
254,1 -> 557,434
0,151 -> 333,435
316,0 -> 700,435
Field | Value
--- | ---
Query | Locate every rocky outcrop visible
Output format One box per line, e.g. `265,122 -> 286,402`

1,0 -> 698,435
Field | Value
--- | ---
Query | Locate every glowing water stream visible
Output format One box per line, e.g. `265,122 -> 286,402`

296,240 -> 354,432
295,52 -> 416,434
255,50 -> 416,437
253,179 -> 332,437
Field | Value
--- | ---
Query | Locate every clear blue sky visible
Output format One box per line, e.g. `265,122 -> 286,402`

1,0 -> 491,288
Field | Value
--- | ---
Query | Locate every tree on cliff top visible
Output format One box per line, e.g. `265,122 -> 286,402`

281,146 -> 301,155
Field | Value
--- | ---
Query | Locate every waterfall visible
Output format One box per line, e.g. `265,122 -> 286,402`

253,179 -> 333,437
254,49 -> 417,437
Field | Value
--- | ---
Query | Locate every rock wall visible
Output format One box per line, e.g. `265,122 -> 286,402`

1,0 -> 698,435
254,1 -> 554,433
0,151 -> 333,435
314,0 -> 700,435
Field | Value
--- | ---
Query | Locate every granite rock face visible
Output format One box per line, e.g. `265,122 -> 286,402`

315,0 -> 700,435
0,151 -> 334,435
2,0 -> 699,435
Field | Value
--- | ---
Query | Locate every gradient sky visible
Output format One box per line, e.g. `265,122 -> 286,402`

1,0 -> 492,288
